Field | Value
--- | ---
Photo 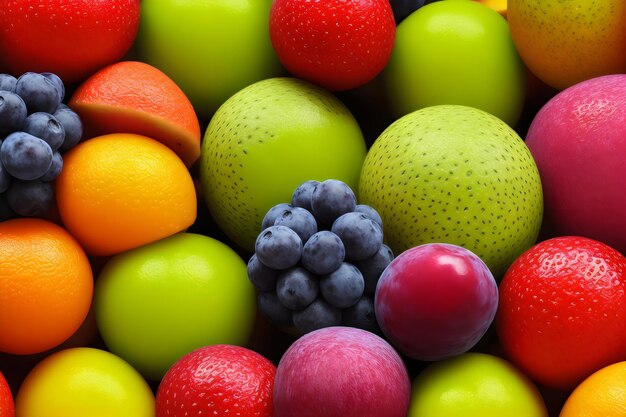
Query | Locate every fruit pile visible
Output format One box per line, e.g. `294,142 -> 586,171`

1,0 -> 626,416
249,179 -> 393,335
0,72 -> 82,218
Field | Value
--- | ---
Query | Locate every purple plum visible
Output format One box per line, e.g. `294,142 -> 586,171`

375,243 -> 498,361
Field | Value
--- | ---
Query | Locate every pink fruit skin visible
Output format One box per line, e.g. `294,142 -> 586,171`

375,243 -> 498,361
526,74 -> 626,252
273,326 -> 410,417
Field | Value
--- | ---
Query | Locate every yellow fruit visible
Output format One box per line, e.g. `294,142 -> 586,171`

15,348 -> 154,417
560,361 -> 626,417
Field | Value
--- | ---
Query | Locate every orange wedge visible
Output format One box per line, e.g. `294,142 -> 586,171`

69,61 -> 201,167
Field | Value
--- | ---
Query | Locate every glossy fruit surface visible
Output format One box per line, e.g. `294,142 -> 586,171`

375,243 -> 498,361
156,345 -> 275,417
0,0 -> 140,84
497,236 -> 626,390
69,61 -> 201,167
269,0 -> 396,91
408,353 -> 548,417
273,326 -> 411,417
384,0 -> 524,126
136,0 -> 282,117
526,74 -> 626,254
56,133 -> 196,256
0,218 -> 93,355
95,233 -> 256,380
200,77 -> 366,252
15,348 -> 154,417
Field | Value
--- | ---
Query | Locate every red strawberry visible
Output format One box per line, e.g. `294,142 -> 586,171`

156,345 -> 276,417
269,0 -> 396,91
0,0 -> 140,84
0,370 -> 14,417
497,236 -> 626,390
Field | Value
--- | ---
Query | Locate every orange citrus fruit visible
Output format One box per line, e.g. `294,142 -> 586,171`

0,218 -> 93,355
69,61 -> 201,167
560,361 -> 626,417
55,133 -> 197,256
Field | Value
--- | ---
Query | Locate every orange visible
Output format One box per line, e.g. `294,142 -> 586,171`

69,61 -> 201,167
55,133 -> 197,256
0,218 -> 93,355
560,361 -> 626,417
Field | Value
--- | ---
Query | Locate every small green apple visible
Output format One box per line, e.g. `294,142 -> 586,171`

94,233 -> 256,380
384,0 -> 524,126
136,0 -> 283,118
408,353 -> 548,417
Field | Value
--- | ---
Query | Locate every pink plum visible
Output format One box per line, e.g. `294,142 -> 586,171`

273,326 -> 410,417
374,243 -> 498,361
525,74 -> 626,253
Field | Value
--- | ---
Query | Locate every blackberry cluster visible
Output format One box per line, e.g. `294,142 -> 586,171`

0,72 -> 83,219
247,179 -> 394,335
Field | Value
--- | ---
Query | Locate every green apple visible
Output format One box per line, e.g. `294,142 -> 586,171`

15,348 -> 154,417
384,0 -> 524,126
94,233 -> 256,380
408,353 -> 548,417
200,77 -> 367,252
136,0 -> 283,118
359,104 -> 543,279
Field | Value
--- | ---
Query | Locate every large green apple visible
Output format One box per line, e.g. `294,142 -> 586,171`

200,77 -> 367,252
136,0 -> 283,118
359,104 -> 543,279
94,233 -> 256,381
384,0 -> 524,126
408,353 -> 548,417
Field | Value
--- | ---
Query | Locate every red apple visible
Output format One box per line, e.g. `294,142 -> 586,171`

0,370 -> 14,417
0,0 -> 140,84
375,243 -> 498,361
269,0 -> 396,91
155,344 -> 275,417
273,326 -> 411,417
525,74 -> 626,253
